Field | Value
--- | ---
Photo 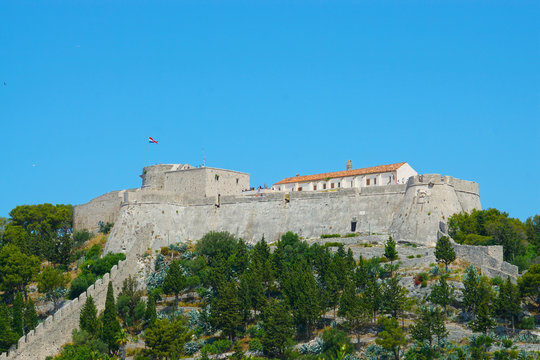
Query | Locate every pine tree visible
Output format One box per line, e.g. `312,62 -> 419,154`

261,299 -> 294,360
384,236 -> 398,264
428,275 -> 455,313
79,296 -> 98,336
211,281 -> 242,341
338,278 -> 368,344
162,261 -> 186,309
435,236 -> 456,272
11,292 -> 23,337
23,298 -> 38,335
410,306 -> 448,354
381,275 -> 409,320
471,301 -> 496,334
375,317 -> 407,360
462,266 -> 480,313
494,277 -> 520,331
0,303 -> 18,352
101,281 -> 121,353
145,293 -> 157,328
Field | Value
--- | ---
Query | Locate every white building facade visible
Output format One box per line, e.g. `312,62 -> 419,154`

272,162 -> 417,192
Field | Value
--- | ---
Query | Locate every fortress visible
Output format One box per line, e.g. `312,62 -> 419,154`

2,161 -> 520,360
74,161 -> 481,251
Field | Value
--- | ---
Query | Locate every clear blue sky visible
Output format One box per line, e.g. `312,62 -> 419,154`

1,1 -> 538,221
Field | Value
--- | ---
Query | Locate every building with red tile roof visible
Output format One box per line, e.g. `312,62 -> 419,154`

272,161 -> 417,192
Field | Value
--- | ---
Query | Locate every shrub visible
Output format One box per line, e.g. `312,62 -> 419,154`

87,244 -> 101,259
73,230 -> 92,247
213,339 -> 232,353
414,272 -> 429,286
69,273 -> 97,299
520,316 -> 535,330
321,234 -> 341,239
249,338 -> 263,352
407,255 -> 415,259
324,242 -> 344,247
416,254 -> 422,258
160,247 -> 170,256
343,233 -> 357,238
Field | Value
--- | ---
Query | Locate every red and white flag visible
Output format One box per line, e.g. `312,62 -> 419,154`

148,137 -> 158,144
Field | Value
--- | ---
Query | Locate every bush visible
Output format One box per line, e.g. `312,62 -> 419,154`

160,247 -> 170,256
73,230 -> 92,247
249,338 -> 263,352
416,254 -> 422,258
321,234 -> 341,239
68,273 -> 97,299
343,233 -> 357,238
324,242 -> 344,247
407,255 -> 415,259
520,316 -> 535,330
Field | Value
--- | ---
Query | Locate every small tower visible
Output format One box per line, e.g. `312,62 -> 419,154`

346,160 -> 352,170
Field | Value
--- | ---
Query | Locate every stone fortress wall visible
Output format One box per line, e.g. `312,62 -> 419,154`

1,164 -> 518,359
1,257 -> 135,360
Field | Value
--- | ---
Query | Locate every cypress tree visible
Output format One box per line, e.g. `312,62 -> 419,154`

23,298 -> 38,335
145,293 -> 157,328
261,299 -> 294,360
11,292 -> 24,337
101,281 -> 121,353
384,236 -> 398,263
80,295 -> 99,336
428,275 -> 455,313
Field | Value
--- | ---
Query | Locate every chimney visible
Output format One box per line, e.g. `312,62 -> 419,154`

346,160 -> 352,170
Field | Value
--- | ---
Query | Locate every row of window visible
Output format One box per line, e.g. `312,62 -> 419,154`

276,176 -> 388,191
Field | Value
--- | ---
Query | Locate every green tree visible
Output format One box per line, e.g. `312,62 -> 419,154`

251,237 -> 274,296
381,275 -> 409,320
428,275 -> 455,313
23,298 -> 38,335
518,263 -> 540,307
79,296 -> 99,337
525,215 -> 540,249
0,244 -> 40,300
338,278 -> 369,344
101,281 -> 121,353
144,318 -> 192,359
11,292 -> 24,337
211,281 -> 242,341
162,261 -> 186,309
0,303 -> 18,353
495,277 -> 520,331
363,276 -> 382,322
384,236 -> 398,272
375,317 -> 407,360
461,265 -> 480,313
321,328 -> 353,360
117,275 -> 143,327
261,299 -> 294,360
409,306 -> 447,355
435,236 -> 456,272
281,258 -> 322,338
4,204 -> 73,261
145,293 -> 157,328
471,300 -> 496,334
37,266 -> 69,311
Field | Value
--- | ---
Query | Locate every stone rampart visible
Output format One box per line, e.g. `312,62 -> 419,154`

389,174 -> 481,246
452,242 -> 519,280
0,255 -> 136,360
73,190 -> 129,232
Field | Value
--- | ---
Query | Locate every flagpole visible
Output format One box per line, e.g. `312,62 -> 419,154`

148,140 -> 150,166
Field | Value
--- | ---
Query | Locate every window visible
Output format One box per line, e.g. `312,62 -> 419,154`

298,186 -> 303,191
331,183 -> 335,189
367,179 -> 370,186
236,178 -> 239,184
338,182 -> 341,188
323,184 -> 327,189
350,181 -> 353,187
313,185 -> 317,190
374,178 -> 377,185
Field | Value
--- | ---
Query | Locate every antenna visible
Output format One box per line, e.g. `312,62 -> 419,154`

202,148 -> 206,167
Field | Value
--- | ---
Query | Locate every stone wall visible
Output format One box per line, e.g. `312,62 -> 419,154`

389,174 -> 481,246
73,190 -> 127,232
452,242 -> 519,281
0,256 -> 135,360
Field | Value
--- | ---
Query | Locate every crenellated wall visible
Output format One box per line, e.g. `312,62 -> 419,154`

0,252 -> 139,359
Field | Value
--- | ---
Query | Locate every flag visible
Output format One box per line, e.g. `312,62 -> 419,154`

149,137 -> 158,144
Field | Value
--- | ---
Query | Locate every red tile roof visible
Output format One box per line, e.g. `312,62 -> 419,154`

274,162 -> 407,185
